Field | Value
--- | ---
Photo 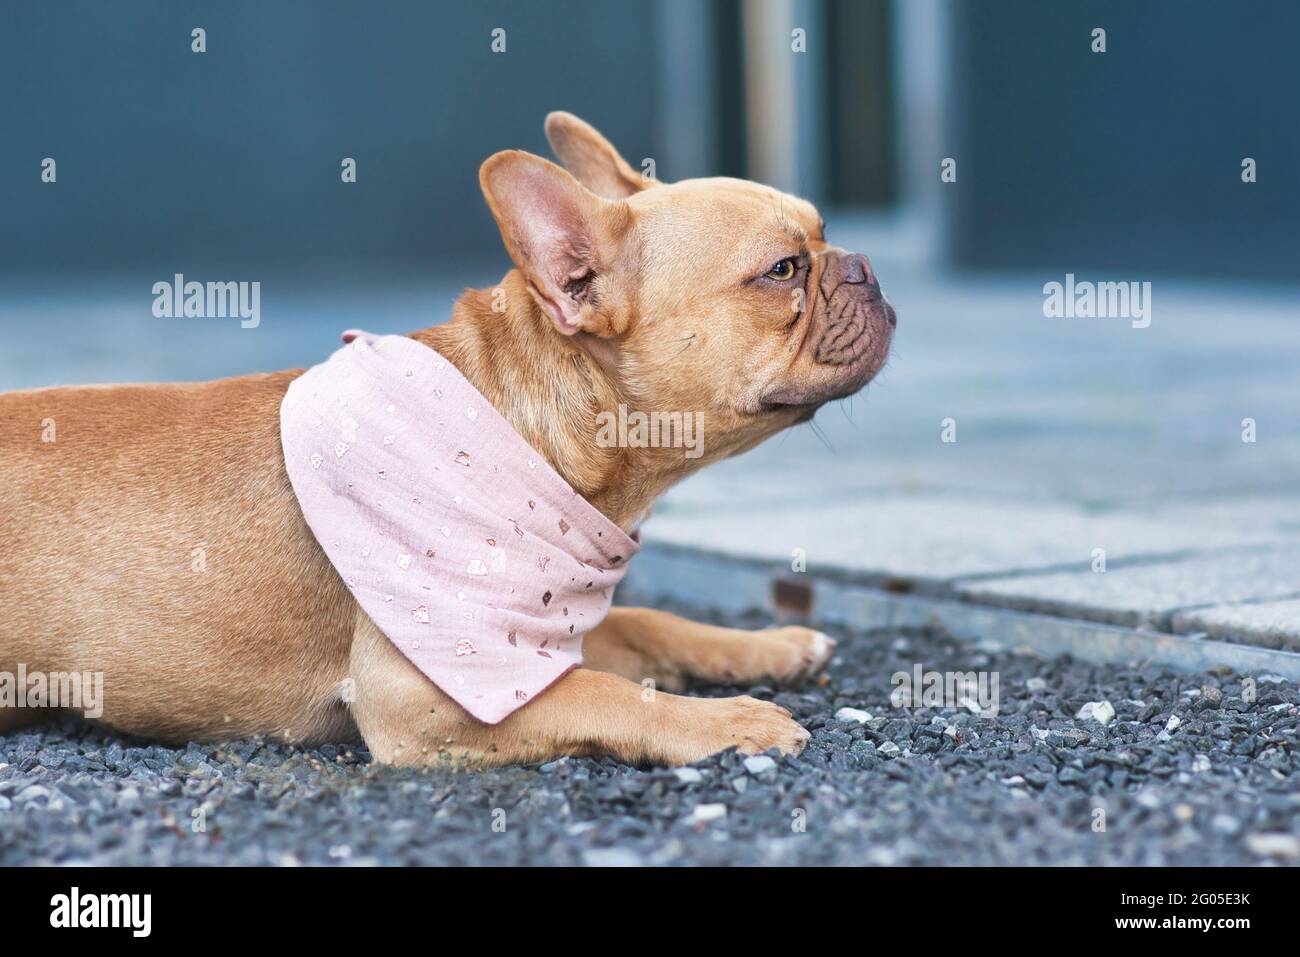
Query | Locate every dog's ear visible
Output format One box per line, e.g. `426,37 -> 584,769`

544,111 -> 653,199
480,149 -> 633,337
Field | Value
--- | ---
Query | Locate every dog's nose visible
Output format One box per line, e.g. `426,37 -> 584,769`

841,253 -> 872,284
839,253 -> 880,298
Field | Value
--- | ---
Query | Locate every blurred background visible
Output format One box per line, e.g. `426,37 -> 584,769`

3,0 -> 1299,507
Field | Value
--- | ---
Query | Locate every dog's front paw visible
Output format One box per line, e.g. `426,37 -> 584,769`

753,626 -> 836,686
667,694 -> 809,765
721,694 -> 811,756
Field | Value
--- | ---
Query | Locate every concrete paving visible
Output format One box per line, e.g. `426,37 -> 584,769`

956,546 -> 1300,631
1175,599 -> 1300,651
645,493 -> 1292,587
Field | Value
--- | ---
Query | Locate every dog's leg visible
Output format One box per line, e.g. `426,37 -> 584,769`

348,614 -> 808,768
580,607 -> 834,692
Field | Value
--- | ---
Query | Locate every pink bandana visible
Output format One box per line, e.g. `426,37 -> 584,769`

280,331 -> 639,724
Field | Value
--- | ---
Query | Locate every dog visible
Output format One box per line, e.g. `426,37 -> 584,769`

0,113 -> 894,767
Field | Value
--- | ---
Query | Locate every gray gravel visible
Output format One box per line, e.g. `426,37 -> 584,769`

3,597 -> 1299,866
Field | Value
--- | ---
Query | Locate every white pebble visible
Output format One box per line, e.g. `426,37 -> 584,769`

688,803 -> 727,823
1245,833 -> 1300,860
743,755 -> 777,775
835,707 -> 873,724
673,768 -> 703,784
1075,700 -> 1116,726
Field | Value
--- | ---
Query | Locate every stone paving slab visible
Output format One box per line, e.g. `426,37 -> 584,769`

956,546 -> 1300,631
1156,497 -> 1300,537
1174,598 -> 1300,651
644,494 -> 1289,589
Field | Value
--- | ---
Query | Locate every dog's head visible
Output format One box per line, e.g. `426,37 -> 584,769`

480,112 -> 894,465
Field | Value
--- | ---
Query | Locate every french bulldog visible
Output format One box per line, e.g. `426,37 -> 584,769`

0,113 -> 894,767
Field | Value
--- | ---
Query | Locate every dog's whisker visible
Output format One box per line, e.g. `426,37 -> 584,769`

807,418 -> 834,454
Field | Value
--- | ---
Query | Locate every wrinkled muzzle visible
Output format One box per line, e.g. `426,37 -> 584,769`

814,251 -> 895,367
762,250 -> 895,411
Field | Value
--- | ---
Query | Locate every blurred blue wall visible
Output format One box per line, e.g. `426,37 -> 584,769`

952,0 -> 1300,279
5,0 -> 1297,284
0,0 -> 659,277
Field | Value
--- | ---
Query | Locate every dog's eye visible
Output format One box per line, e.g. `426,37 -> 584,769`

764,258 -> 797,281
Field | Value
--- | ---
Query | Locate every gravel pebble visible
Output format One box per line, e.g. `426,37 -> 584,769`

1244,833 -> 1300,860
1075,701 -> 1116,726
835,707 -> 873,724
688,803 -> 727,824
742,755 -> 777,776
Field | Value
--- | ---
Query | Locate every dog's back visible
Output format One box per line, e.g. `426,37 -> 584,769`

0,373 -> 358,742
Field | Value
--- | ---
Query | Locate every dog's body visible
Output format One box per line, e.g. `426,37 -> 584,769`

0,115 -> 893,767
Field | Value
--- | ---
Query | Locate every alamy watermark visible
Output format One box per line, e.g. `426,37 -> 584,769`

891,664 -> 1000,717
595,403 -> 704,459
50,887 -> 151,937
0,665 -> 103,719
1042,273 -> 1151,329
152,273 -> 260,329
